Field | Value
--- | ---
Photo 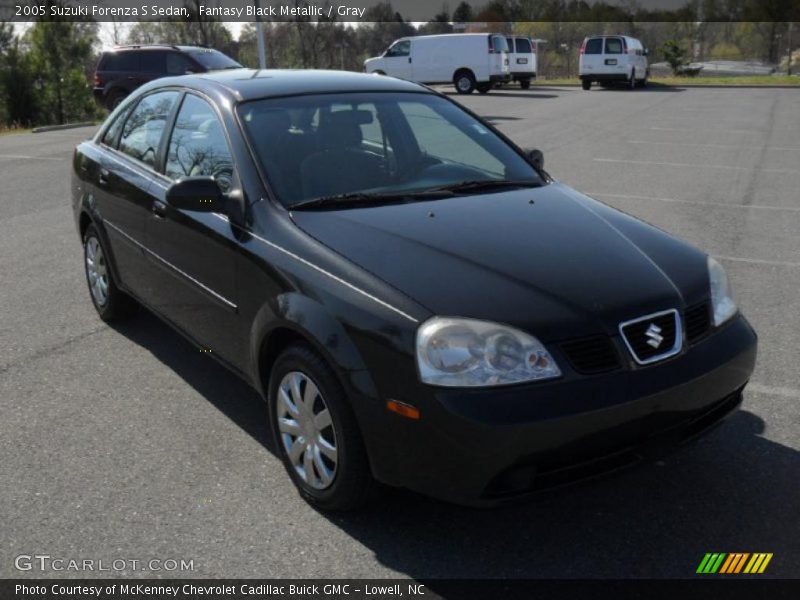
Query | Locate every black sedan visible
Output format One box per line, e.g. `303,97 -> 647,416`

72,70 -> 757,509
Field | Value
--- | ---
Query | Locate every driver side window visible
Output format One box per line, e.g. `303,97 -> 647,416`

385,40 -> 410,57
165,94 -> 234,192
119,91 -> 179,168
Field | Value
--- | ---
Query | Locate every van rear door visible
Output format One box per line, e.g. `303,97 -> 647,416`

579,37 -> 605,75
488,34 -> 510,79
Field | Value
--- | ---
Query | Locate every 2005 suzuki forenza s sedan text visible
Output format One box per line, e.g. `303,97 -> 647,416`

72,70 -> 757,510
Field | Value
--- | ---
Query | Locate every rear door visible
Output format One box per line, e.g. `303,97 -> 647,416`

142,92 -> 243,365
138,50 -> 168,85
488,34 -> 509,79
100,51 -> 141,95
512,37 -> 535,76
92,90 -> 181,297
579,37 -> 605,74
603,37 -> 627,76
381,40 -> 413,80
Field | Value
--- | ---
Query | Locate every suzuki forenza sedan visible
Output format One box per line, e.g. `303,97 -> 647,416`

72,70 -> 757,510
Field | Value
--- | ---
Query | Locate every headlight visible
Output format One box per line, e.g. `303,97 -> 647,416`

708,257 -> 737,326
416,317 -> 561,387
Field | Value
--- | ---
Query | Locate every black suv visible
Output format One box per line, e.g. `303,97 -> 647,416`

93,45 -> 242,109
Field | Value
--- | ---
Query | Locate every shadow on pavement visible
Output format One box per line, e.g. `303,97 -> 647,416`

111,311 -> 797,580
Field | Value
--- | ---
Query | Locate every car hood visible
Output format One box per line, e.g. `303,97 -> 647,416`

290,183 -> 710,341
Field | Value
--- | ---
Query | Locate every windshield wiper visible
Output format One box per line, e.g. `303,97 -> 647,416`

289,189 -> 453,211
429,179 -> 543,194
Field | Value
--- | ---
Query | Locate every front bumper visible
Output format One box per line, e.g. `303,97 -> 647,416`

370,314 -> 757,506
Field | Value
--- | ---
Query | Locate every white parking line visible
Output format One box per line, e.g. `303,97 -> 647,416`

586,191 -> 800,213
748,383 -> 800,400
627,140 -> 800,152
0,153 -> 64,162
593,157 -> 800,175
648,126 -> 758,134
717,255 -> 800,269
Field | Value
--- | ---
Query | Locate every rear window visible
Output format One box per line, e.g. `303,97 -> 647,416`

584,38 -> 603,55
605,38 -> 623,54
515,38 -> 532,54
184,49 -> 241,71
100,51 -> 140,72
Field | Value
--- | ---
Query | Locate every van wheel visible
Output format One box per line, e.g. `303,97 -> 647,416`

476,82 -> 492,94
581,80 -> 591,90
454,70 -> 476,94
520,78 -> 531,90
629,70 -> 637,89
638,71 -> 649,88
269,343 -> 375,511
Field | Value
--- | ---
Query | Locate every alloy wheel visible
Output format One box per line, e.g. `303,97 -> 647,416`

277,371 -> 338,490
85,236 -> 109,307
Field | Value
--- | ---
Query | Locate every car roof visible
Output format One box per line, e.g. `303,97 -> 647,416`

107,44 -> 210,53
140,69 -> 432,103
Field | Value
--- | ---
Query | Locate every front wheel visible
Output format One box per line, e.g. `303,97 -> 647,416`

454,70 -> 476,94
269,343 -> 375,511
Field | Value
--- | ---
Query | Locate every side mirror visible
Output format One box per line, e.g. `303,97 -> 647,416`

643,48 -> 649,56
166,176 -> 225,213
525,148 -> 544,171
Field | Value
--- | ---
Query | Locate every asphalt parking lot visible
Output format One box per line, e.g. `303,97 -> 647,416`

1,85 -> 798,579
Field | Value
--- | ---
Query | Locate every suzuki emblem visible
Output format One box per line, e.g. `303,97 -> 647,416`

645,323 -> 664,348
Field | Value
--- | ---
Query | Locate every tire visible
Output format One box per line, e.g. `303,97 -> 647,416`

638,70 -> 649,88
581,79 -> 591,90
83,224 -> 137,321
269,343 -> 375,511
107,91 -> 127,110
453,70 -> 476,95
476,82 -> 492,94
629,69 -> 636,90
520,78 -> 531,90
373,70 -> 386,76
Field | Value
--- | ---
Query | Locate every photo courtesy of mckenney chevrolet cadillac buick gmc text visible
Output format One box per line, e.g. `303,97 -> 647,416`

71,69 -> 756,510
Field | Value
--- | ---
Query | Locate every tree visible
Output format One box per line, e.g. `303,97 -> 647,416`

662,39 -> 688,75
452,1 -> 473,22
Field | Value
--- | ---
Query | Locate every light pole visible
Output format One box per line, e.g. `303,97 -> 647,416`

253,0 -> 267,69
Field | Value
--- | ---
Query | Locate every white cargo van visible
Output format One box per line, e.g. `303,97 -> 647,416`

364,33 -> 511,95
579,35 -> 649,90
505,35 -> 537,89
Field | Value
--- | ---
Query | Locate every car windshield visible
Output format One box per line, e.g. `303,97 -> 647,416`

238,92 -> 543,207
185,48 -> 242,70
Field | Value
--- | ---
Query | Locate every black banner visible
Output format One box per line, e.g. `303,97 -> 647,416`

3,580 -> 800,600
2,0 -> 799,23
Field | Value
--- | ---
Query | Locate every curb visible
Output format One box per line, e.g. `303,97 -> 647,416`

32,122 -> 97,133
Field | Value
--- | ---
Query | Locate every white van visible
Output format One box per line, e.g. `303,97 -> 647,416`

364,33 -> 511,95
578,35 -> 649,90
505,35 -> 537,89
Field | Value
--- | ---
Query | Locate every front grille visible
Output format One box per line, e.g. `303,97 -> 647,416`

560,335 -> 621,374
619,309 -> 681,365
685,302 -> 712,343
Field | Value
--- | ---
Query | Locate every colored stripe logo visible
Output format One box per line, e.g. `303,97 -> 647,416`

697,553 -> 773,574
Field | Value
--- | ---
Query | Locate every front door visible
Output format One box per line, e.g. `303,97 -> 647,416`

382,40 -> 413,80
142,93 -> 243,367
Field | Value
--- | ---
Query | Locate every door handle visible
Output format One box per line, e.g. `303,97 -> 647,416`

408,57 -> 412,63
152,200 -> 168,219
97,168 -> 110,186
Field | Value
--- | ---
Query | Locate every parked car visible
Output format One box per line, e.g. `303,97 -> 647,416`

579,35 -> 649,89
364,33 -> 511,94
92,44 -> 242,109
73,70 -> 756,510
505,35 -> 537,88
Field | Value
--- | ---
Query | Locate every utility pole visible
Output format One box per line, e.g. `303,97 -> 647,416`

788,22 -> 794,77
253,0 -> 267,69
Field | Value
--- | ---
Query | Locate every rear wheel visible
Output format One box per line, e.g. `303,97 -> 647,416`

638,70 -> 649,88
83,224 -> 137,321
581,79 -> 591,90
454,70 -> 476,94
107,91 -> 127,110
520,78 -> 531,90
269,343 -> 375,511
476,82 -> 492,94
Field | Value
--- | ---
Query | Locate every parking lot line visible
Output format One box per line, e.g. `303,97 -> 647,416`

593,158 -> 800,175
648,126 -> 760,134
717,255 -> 800,268
586,192 -> 800,213
627,140 -> 800,152
748,383 -> 800,400
0,153 -> 64,161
